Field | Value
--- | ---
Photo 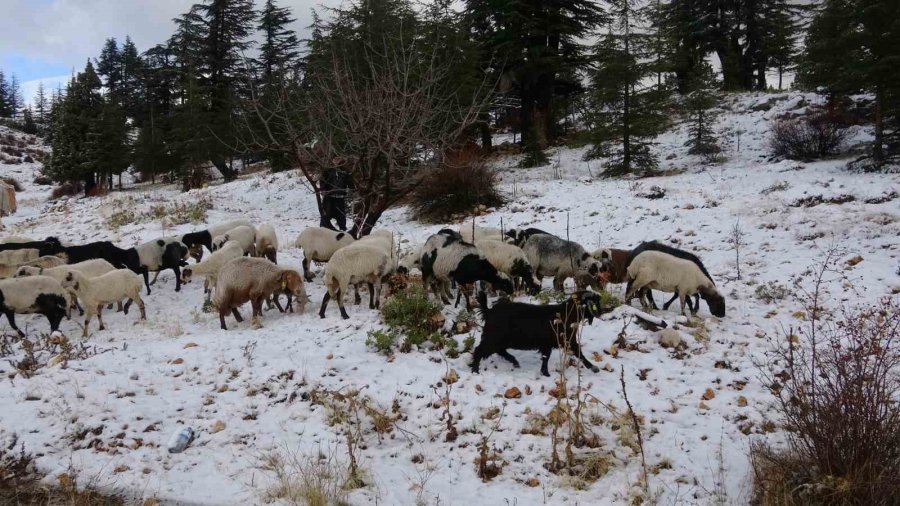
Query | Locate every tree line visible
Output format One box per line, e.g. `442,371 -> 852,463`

1,0 -> 895,220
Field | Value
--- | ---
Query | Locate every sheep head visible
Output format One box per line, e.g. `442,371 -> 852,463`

277,269 -> 306,298
700,286 -> 726,317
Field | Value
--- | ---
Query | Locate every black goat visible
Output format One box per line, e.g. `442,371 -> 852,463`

59,241 -> 143,278
626,241 -> 713,312
470,290 -> 605,377
0,237 -> 64,256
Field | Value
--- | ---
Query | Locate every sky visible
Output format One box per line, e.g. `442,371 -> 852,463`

0,0 -> 337,105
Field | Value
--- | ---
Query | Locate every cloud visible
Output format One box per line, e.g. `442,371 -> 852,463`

20,75 -> 71,107
0,0 -> 335,83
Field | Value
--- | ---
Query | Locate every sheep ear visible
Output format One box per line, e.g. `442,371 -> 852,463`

65,272 -> 72,281
157,239 -> 165,247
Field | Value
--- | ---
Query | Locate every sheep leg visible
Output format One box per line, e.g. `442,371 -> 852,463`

123,299 -> 132,314
336,288 -> 350,320
469,343 -> 492,374
231,308 -> 243,322
142,267 -> 151,295
4,310 -> 24,338
690,294 -> 699,315
218,308 -> 229,331
496,349 -> 520,368
644,289 -> 658,309
250,297 -> 263,327
570,340 -> 600,373
439,281 -> 451,305
75,299 -> 84,316
374,281 -> 382,309
367,282 -> 375,309
272,294 -> 286,313
302,258 -> 314,282
96,305 -> 106,331
319,292 -> 331,318
136,297 -> 146,320
116,300 -> 123,312
149,270 -> 161,286
354,285 -> 362,305
539,347 -> 553,377
173,266 -> 182,292
662,293 -> 679,310
678,291 -> 688,316
552,275 -> 565,291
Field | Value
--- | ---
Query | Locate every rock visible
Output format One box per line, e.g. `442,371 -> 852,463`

504,387 -> 522,399
475,384 -> 483,393
701,388 -> 716,401
211,420 -> 226,433
171,358 -> 184,365
698,401 -> 710,410
524,385 -> 532,396
737,396 -> 748,407
183,342 -> 199,349
525,477 -> 541,487
846,255 -> 863,267
657,329 -> 682,349
443,369 -> 459,385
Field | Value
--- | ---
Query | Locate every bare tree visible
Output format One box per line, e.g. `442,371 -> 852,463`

238,25 -> 492,236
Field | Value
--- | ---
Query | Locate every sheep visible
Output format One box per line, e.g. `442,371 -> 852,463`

212,225 -> 256,256
626,241 -> 716,312
181,240 -> 244,300
397,246 -> 422,275
16,259 -> 119,317
135,238 -> 190,294
436,228 -> 463,241
319,244 -> 393,319
0,276 -> 68,336
0,256 -> 65,279
0,248 -> 40,265
60,270 -> 146,338
57,241 -> 143,277
0,236 -> 63,254
459,224 -> 503,243
592,248 -> 630,284
178,219 -> 254,262
625,250 -> 725,317
213,257 -> 307,330
255,223 -> 278,263
0,235 -> 35,244
470,290 -> 606,377
294,227 -> 357,282
505,227 -> 552,247
419,233 -> 514,309
521,234 -> 600,291
475,239 -> 540,293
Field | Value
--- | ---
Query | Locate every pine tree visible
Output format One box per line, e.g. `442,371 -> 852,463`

91,101 -> 131,189
764,0 -> 800,90
22,107 -> 38,135
682,64 -> 721,159
35,81 -> 49,125
584,0 -> 670,175
97,38 -> 123,98
120,36 -> 144,122
798,0 -> 900,167
0,69 -> 9,117
465,0 -> 606,151
48,61 -> 105,191
257,0 -> 300,85
7,74 -> 22,118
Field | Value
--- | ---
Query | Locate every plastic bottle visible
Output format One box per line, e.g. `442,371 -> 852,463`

167,426 -> 194,453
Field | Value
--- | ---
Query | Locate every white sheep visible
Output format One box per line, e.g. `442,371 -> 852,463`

625,250 -> 725,317
60,269 -> 146,338
475,239 -> 540,293
319,244 -> 393,319
420,233 -> 513,309
0,275 -> 69,336
182,240 -> 244,299
208,219 -> 255,239
0,255 -> 65,279
212,225 -> 256,256
255,223 -> 279,263
16,259 -> 119,316
0,235 -> 35,244
0,248 -> 39,265
213,257 -> 307,330
294,226 -> 356,281
459,224 -> 503,243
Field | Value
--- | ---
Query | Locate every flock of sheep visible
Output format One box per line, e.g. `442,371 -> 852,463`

0,218 -> 725,375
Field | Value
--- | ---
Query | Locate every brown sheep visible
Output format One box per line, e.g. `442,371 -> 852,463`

593,248 -> 630,284
214,257 -> 307,330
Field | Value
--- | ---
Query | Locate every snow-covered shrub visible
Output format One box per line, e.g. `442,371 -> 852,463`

410,153 -> 506,223
770,111 -> 849,160
379,286 -> 444,352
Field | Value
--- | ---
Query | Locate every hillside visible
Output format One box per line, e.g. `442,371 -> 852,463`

0,92 -> 898,505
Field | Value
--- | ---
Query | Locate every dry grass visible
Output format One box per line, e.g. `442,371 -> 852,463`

409,150 -> 506,223
260,448 -> 351,506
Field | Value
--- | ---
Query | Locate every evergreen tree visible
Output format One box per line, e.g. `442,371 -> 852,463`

90,101 -> 131,189
682,64 -> 721,159
584,0 -> 670,175
35,81 -> 49,125
22,107 -> 38,135
256,0 -> 300,85
120,36 -> 145,122
465,0 -> 606,151
798,0 -> 900,167
764,0 -> 800,90
0,69 -> 9,117
7,74 -> 22,118
97,38 -> 123,98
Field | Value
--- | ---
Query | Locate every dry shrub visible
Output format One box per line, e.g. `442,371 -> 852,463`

32,174 -> 52,186
1,177 -> 22,192
770,110 -> 849,160
260,448 -> 350,506
754,296 -> 900,505
49,182 -> 82,200
410,149 -> 506,223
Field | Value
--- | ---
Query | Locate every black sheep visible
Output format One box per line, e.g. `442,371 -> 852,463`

59,241 -> 143,277
471,290 -> 606,377
0,237 -> 64,256
179,230 -> 212,262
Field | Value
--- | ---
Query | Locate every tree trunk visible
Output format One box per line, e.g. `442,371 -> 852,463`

479,120 -> 492,152
873,85 -> 884,165
349,208 -> 383,239
212,158 -> 236,181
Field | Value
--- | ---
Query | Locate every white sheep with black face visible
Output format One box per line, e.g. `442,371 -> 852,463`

419,233 -> 513,309
625,250 -> 726,317
0,276 -> 69,337
254,223 -> 279,263
294,227 -> 356,282
521,234 -> 600,291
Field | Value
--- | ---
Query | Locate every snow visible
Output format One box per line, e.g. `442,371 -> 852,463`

0,92 -> 898,505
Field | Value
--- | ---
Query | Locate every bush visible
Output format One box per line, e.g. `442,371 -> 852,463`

32,174 -> 52,186
410,150 -> 506,223
365,329 -> 398,355
753,296 -> 900,505
49,182 -> 82,200
770,111 -> 849,160
1,177 -> 22,192
379,286 -> 444,352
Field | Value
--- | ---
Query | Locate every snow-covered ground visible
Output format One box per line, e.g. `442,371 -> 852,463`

1,92 -> 898,505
